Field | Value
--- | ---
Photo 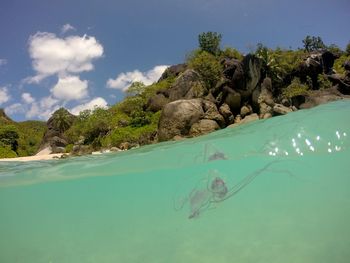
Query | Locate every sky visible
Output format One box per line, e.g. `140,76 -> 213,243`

0,0 -> 349,121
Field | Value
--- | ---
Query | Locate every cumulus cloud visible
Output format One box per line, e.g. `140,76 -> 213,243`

0,87 -> 10,105
51,75 -> 88,101
5,103 -> 24,115
26,96 -> 60,119
107,65 -> 169,91
26,32 -> 103,83
70,97 -> 108,115
21,92 -> 35,104
0,59 -> 7,66
61,23 -> 76,34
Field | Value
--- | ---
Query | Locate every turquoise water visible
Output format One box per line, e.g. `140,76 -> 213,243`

1,100 -> 350,263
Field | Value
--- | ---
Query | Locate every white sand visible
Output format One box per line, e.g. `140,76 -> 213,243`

0,147 -> 66,162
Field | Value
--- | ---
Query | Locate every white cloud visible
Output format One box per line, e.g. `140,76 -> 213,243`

21,92 -> 35,104
61,23 -> 76,34
5,103 -> 24,115
0,59 -> 7,66
107,65 -> 169,91
26,32 -> 103,83
26,96 -> 60,119
70,97 -> 108,115
0,87 -> 10,105
51,75 -> 88,101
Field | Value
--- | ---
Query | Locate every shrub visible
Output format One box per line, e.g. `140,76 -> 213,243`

302,35 -> 326,52
282,77 -> 309,98
0,143 -> 17,158
317,74 -> 332,89
220,47 -> 243,60
187,50 -> 223,89
333,55 -> 350,75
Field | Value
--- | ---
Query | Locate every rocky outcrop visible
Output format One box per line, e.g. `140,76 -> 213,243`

299,87 -> 350,109
240,54 -> 262,98
39,108 -> 76,153
158,98 -> 228,141
168,69 -> 207,101
146,93 -> 169,112
158,99 -> 204,141
158,64 -> 187,82
189,119 -> 220,137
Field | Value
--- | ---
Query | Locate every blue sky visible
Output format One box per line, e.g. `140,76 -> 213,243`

0,0 -> 349,121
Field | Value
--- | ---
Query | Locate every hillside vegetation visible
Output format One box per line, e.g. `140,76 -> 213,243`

1,33 -> 350,158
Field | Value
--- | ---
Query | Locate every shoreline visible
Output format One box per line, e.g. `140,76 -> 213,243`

0,153 -> 65,162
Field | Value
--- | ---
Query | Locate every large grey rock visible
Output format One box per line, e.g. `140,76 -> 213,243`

223,87 -> 241,112
146,93 -> 169,112
219,103 -> 234,124
240,54 -> 262,98
299,87 -> 350,109
252,77 -> 275,117
158,64 -> 187,82
158,99 -> 204,141
168,69 -> 207,101
189,119 -> 220,137
273,104 -> 293,115
202,100 -> 226,127
228,113 -> 259,128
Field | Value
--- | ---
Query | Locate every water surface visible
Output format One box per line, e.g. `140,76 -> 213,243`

1,100 -> 350,263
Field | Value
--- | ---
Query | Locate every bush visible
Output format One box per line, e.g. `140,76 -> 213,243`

333,55 -> 350,75
0,143 -> 17,158
282,77 -> 309,98
220,47 -> 243,60
187,50 -> 223,89
318,74 -> 332,89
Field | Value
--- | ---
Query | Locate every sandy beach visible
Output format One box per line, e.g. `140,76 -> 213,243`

0,147 -> 65,162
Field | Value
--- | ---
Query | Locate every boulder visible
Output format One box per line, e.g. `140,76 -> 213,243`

240,105 -> 252,118
223,86 -> 241,112
168,69 -> 207,101
228,113 -> 259,128
273,104 -> 293,115
158,64 -> 187,82
72,145 -> 92,156
239,54 -> 262,98
219,103 -> 234,124
146,93 -> 169,112
189,119 -> 220,137
222,58 -> 245,89
158,99 -> 204,141
299,87 -> 350,109
252,77 -> 274,117
202,100 -> 226,127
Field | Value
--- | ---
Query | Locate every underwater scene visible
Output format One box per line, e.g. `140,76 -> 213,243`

1,100 -> 350,263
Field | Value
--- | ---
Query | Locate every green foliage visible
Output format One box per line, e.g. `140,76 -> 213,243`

198,31 -> 222,56
126,81 -> 146,97
255,43 -> 283,80
65,144 -> 73,153
282,77 -> 309,98
51,108 -> 75,133
187,50 -> 222,89
327,44 -> 344,56
220,47 -> 243,60
0,143 -> 17,158
0,125 -> 19,151
317,74 -> 332,89
16,121 -> 46,156
333,54 -> 350,75
346,42 -> 350,56
302,35 -> 326,52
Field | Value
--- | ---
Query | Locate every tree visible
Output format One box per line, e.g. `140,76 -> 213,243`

126,81 -> 146,96
51,108 -> 75,133
255,43 -> 282,80
198,32 -> 222,56
0,125 -> 19,151
302,35 -> 326,52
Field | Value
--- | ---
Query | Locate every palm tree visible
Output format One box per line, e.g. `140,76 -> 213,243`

51,108 -> 74,133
